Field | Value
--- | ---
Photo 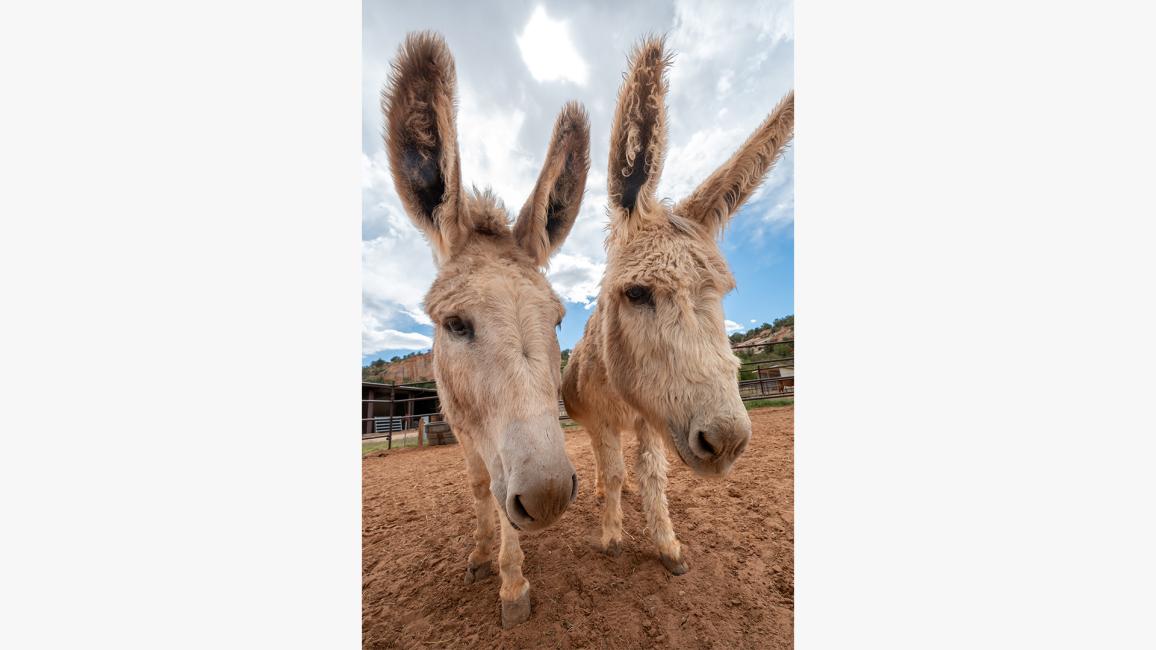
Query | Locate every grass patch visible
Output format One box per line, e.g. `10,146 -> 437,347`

745,398 -> 794,410
362,435 -> 421,456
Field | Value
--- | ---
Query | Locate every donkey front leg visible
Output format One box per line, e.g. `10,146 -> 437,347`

592,425 -> 626,555
636,420 -> 688,575
496,510 -> 531,628
462,443 -> 497,584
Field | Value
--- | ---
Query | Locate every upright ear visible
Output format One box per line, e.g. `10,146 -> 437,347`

607,36 -> 671,226
514,102 -> 591,267
381,31 -> 464,264
676,91 -> 795,236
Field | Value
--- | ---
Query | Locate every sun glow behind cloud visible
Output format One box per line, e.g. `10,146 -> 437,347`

516,6 -> 589,85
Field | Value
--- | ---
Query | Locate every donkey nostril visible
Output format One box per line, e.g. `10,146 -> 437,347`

570,473 -> 579,502
697,430 -> 717,457
513,494 -> 534,522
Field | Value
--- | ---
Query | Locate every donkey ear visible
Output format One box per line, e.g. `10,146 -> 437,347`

676,91 -> 795,236
514,102 -> 591,267
607,36 -> 671,225
382,32 -> 464,263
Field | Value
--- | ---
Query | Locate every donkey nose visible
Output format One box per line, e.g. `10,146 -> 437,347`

690,422 -> 751,463
506,473 -> 576,531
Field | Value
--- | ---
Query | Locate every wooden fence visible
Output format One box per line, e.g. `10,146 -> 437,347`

363,339 -> 793,448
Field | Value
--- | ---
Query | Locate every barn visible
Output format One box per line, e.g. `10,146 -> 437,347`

361,382 -> 441,438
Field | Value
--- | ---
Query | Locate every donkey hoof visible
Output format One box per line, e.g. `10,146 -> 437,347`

660,553 -> 689,576
603,540 -> 622,557
501,592 -> 531,628
464,561 -> 493,584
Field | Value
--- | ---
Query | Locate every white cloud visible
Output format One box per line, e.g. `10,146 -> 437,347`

516,6 -> 589,85
555,168 -> 610,262
546,252 -> 605,309
716,69 -> 734,95
361,152 -> 439,356
750,319 -> 757,323
362,234 -> 436,326
456,83 -> 537,210
661,124 -> 752,200
362,1 -> 793,354
668,0 -> 793,70
659,0 -> 795,221
725,319 -> 746,334
362,313 -> 433,355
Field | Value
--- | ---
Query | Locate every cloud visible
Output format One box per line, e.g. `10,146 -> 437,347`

725,319 -> 746,334
547,253 -> 605,309
750,319 -> 758,323
362,1 -> 793,354
517,6 -> 589,85
361,152 -> 438,356
456,83 -> 537,209
668,0 -> 793,71
554,168 -> 610,262
659,0 -> 795,215
362,313 -> 433,355
361,154 -> 437,305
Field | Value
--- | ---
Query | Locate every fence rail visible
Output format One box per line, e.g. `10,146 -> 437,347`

365,339 -> 794,449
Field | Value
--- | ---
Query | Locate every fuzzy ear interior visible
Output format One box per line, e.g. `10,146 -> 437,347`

606,36 -> 672,226
677,91 -> 795,236
381,31 -> 464,263
514,101 -> 591,267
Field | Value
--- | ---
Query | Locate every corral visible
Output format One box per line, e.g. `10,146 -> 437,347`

361,340 -> 794,441
362,382 -> 449,449
362,405 -> 793,649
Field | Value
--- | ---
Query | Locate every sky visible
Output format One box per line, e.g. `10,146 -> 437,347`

362,0 -> 794,366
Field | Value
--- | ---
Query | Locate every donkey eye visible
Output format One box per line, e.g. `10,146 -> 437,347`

444,316 -> 474,339
624,285 -> 653,306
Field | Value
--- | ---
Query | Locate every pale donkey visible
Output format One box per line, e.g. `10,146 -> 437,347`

382,32 -> 591,627
562,37 -> 795,574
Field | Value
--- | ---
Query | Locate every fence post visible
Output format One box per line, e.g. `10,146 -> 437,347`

388,385 -> 395,450
366,389 -> 374,437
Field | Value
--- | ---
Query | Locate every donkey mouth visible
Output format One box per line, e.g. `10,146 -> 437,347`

493,498 -> 521,531
666,423 -> 703,470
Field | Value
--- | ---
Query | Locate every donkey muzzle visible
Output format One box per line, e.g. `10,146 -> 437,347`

679,412 -> 752,476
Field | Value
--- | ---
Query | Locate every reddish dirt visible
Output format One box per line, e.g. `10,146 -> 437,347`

363,407 -> 793,649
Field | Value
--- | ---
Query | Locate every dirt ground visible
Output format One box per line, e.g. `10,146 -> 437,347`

363,406 -> 793,649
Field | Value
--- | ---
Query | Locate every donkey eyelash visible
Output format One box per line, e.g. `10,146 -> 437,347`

624,284 -> 655,308
444,316 -> 475,340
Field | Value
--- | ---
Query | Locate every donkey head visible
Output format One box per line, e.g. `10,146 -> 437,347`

383,32 -> 590,531
600,37 -> 794,477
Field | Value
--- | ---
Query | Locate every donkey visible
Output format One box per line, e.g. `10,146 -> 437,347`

381,32 -> 590,627
561,37 -> 794,575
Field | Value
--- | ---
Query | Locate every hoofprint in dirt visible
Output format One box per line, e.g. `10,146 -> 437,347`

363,406 -> 793,650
